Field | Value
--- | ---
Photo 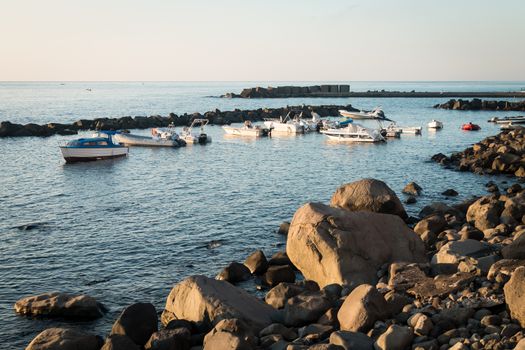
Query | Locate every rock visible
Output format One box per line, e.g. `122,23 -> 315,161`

373,325 -> 413,350
268,251 -> 293,267
216,262 -> 251,283
459,226 -> 484,241
405,196 -> 417,204
26,328 -> 102,350
14,292 -> 105,319
145,328 -> 191,350
418,202 -> 464,219
330,178 -> 408,219
298,323 -> 333,340
265,283 -> 305,309
337,284 -> 388,333
329,330 -> 374,349
436,307 -> 475,327
101,335 -> 140,350
516,339 -> 525,350
278,222 -> 290,235
442,189 -> 459,197
487,258 -> 525,281
388,263 -> 427,291
407,272 -> 475,298
403,182 -> 422,196
384,291 -> 412,315
283,291 -> 332,327
286,203 -> 426,289
165,275 -> 277,333
503,266 -> 525,327
414,214 -> 447,236
408,313 -> 433,336
502,234 -> 525,259
110,302 -> 158,346
259,324 -> 297,341
431,239 -> 491,265
244,250 -> 269,275
202,318 -> 257,350
466,197 -> 503,231
263,265 -> 296,287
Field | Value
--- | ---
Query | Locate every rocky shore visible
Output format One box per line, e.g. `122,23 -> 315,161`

17,178 -> 525,350
0,104 -> 357,138
431,128 -> 525,178
224,86 -> 525,99
433,99 -> 525,111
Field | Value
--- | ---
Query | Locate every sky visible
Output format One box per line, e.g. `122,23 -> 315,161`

1,0 -> 524,81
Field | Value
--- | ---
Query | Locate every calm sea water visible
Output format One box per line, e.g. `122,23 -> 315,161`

0,81 -> 524,348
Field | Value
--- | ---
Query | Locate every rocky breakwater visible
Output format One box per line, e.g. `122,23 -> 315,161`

434,98 -> 525,111
0,104 -> 356,138
19,177 -> 525,349
432,128 -> 525,178
223,85 -> 352,98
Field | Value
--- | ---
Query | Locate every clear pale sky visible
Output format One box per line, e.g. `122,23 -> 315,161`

1,0 -> 524,81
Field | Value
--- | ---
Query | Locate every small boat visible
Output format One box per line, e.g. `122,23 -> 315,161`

114,129 -> 185,147
461,122 -> 481,131
222,120 -> 270,137
321,122 -> 385,143
296,112 -> 322,132
339,107 -> 387,120
180,119 -> 212,144
60,131 -> 128,163
384,124 -> 401,138
264,112 -> 305,134
489,116 -> 525,124
383,122 -> 422,135
427,120 -> 443,129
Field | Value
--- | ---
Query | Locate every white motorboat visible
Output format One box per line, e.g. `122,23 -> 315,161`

339,107 -> 386,120
489,116 -> 525,124
501,122 -> 524,131
114,124 -> 185,147
385,123 -> 422,135
295,112 -> 321,132
181,119 -> 212,144
427,120 -> 443,129
222,120 -> 269,137
321,122 -> 385,143
60,131 -> 128,163
263,112 -> 305,134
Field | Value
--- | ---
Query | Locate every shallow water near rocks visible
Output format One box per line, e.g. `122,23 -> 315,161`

0,81 -> 523,348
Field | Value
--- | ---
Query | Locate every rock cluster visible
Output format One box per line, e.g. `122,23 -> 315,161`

432,128 -> 525,177
0,104 -> 355,138
20,178 -> 525,349
223,85 -> 351,98
434,98 -> 525,111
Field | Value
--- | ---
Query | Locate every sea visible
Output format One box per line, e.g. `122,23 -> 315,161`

1,81 -> 524,348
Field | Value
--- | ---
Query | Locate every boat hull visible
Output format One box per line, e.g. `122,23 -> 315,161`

182,134 -> 212,144
114,133 -> 183,147
60,146 -> 128,163
222,126 -> 268,137
263,121 -> 304,134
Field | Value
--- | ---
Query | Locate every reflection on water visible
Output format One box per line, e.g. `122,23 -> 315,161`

0,82 -> 522,348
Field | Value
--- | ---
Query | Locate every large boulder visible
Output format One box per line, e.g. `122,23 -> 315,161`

283,291 -> 332,327
287,203 -> 426,288
145,328 -> 191,350
502,234 -> 525,259
110,302 -> 158,346
503,266 -> 525,327
330,179 -> 407,219
431,239 -> 492,265
216,262 -> 251,283
203,318 -> 257,350
14,292 -> 105,319
337,284 -> 389,333
243,250 -> 268,275
164,275 -> 277,333
262,265 -> 295,287
466,197 -> 503,231
26,328 -> 102,350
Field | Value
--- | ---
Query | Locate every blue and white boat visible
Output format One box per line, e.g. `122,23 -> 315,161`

59,131 -> 128,163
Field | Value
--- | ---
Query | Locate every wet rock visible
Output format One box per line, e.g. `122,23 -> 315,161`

329,330 -> 373,349
330,178 -> 408,219
145,328 -> 191,350
442,189 -> 459,197
374,324 -> 413,350
405,196 -> 417,204
202,318 -> 257,350
14,292 -> 105,320
26,328 -> 103,350
403,182 -> 423,196
110,302 -> 158,346
259,323 -> 297,341
337,284 -> 388,333
263,265 -> 296,287
101,334 -> 140,350
216,262 -> 251,283
286,202 -> 426,289
502,234 -> 525,259
165,275 -> 277,333
503,266 -> 525,327
278,222 -> 290,235
283,291 -> 332,327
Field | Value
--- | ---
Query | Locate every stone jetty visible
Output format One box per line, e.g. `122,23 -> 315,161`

20,177 -> 525,350
0,104 -> 357,138
434,98 -> 525,111
223,85 -> 525,99
431,128 -> 525,178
